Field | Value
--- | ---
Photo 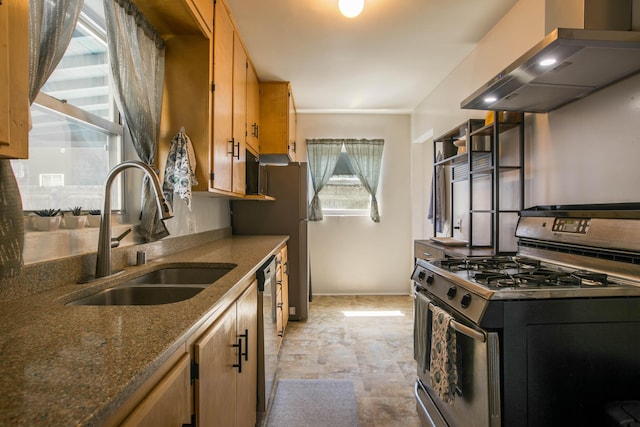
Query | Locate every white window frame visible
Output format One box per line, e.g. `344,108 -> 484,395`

17,5 -> 124,213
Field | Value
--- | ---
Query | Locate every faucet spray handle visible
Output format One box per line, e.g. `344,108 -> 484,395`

111,228 -> 132,248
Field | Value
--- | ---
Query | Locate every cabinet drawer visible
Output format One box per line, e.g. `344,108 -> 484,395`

414,240 -> 445,260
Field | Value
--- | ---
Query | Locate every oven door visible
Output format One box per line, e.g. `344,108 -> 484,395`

414,285 -> 501,427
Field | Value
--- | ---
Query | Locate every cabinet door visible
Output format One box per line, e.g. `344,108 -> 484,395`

195,304 -> 237,427
187,0 -> 214,35
121,353 -> 192,427
259,82 -> 290,157
281,247 -> 289,331
236,281 -> 258,427
232,35 -> 247,195
0,0 -> 29,159
246,64 -> 260,154
211,1 -> 234,192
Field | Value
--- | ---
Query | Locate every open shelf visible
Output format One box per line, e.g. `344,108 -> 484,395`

431,114 -> 525,254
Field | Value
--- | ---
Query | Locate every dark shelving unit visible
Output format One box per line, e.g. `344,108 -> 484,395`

432,113 -> 525,255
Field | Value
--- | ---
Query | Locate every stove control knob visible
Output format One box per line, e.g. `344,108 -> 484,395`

426,275 -> 434,285
447,286 -> 457,300
418,271 -> 426,280
460,293 -> 472,309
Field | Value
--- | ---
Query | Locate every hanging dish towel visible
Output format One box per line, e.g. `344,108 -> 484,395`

163,127 -> 198,210
413,291 -> 432,374
429,304 -> 458,405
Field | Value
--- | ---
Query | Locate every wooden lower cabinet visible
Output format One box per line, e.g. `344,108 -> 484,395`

105,280 -> 258,427
236,280 -> 258,427
194,280 -> 258,427
275,246 -> 289,347
120,352 -> 192,427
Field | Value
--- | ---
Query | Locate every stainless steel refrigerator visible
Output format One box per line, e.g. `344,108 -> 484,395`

231,162 -> 309,320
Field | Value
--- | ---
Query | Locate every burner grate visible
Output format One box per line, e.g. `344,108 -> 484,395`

435,256 -> 614,289
473,267 -> 611,289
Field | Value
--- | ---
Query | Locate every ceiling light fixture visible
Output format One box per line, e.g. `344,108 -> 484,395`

338,0 -> 364,18
539,58 -> 557,67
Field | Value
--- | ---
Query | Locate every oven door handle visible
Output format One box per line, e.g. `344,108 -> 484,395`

427,302 -> 487,343
449,318 -> 486,343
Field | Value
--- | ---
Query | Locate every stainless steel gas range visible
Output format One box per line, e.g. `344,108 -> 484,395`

412,203 -> 640,427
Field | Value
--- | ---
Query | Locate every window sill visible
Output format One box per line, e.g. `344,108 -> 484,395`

321,209 -> 370,217
23,221 -> 136,265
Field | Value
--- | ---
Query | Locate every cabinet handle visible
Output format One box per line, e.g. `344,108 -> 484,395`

232,339 -> 242,373
182,414 -> 196,427
277,303 -> 283,309
228,138 -> 235,155
234,141 -> 240,160
252,123 -> 259,138
239,329 -> 249,361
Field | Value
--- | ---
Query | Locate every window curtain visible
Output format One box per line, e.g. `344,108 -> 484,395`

0,0 -> 83,279
343,139 -> 384,222
306,139 -> 343,221
103,0 -> 168,242
28,0 -> 84,104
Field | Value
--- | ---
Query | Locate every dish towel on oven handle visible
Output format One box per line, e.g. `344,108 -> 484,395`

413,291 -> 431,374
430,304 -> 458,405
163,127 -> 198,211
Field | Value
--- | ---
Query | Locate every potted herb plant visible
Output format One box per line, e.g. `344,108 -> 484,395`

64,206 -> 87,229
34,209 -> 62,231
87,209 -> 101,227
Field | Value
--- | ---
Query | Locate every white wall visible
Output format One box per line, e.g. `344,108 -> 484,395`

526,73 -> 640,204
411,0 -> 640,243
297,113 -> 413,295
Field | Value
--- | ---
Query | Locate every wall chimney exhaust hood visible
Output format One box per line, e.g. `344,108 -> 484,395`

461,28 -> 640,113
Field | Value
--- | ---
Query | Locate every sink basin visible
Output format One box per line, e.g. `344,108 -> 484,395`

68,263 -> 236,306
67,285 -> 206,306
123,265 -> 236,285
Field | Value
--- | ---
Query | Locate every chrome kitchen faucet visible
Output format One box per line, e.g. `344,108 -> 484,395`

95,161 -> 173,279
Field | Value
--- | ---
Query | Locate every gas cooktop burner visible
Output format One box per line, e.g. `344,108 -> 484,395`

473,269 -> 611,289
437,256 -> 541,272
435,256 -> 615,290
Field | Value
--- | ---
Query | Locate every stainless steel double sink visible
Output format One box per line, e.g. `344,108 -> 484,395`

67,264 -> 236,306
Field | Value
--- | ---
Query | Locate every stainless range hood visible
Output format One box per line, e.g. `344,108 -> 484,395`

461,28 -> 640,113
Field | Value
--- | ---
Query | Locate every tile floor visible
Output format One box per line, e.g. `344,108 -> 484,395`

273,295 -> 421,427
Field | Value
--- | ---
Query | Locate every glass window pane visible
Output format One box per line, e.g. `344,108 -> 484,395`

13,2 -> 123,213
13,105 -> 113,211
318,151 -> 370,215
42,19 -> 110,118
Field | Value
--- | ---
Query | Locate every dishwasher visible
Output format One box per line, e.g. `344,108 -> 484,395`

256,255 -> 278,416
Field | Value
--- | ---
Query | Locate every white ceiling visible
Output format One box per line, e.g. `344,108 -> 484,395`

224,0 -> 519,113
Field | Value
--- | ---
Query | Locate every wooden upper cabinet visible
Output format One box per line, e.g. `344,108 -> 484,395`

246,64 -> 260,155
232,34 -> 247,195
133,0 -> 212,37
187,0 -> 214,35
211,0 -> 234,193
0,0 -> 29,159
259,82 -> 297,163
